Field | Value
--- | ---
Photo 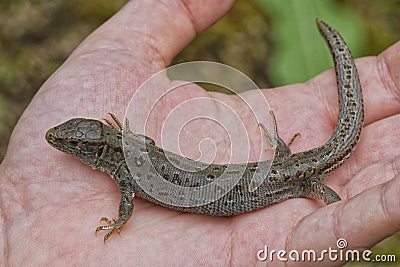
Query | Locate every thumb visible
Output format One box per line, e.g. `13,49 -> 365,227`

70,0 -> 235,78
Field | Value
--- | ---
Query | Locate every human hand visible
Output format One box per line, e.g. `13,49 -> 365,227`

1,0 -> 399,266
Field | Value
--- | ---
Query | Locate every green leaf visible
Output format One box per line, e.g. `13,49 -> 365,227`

255,0 -> 365,86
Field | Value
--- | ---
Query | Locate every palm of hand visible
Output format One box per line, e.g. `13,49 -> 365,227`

1,1 -> 399,266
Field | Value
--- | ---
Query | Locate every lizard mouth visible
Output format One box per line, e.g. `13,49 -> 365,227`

45,128 -> 57,146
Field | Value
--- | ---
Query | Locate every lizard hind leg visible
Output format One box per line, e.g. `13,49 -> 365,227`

287,132 -> 301,147
103,113 -> 123,130
259,110 -> 292,160
303,179 -> 341,205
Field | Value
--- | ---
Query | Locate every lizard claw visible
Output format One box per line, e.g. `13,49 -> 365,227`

95,217 -> 124,244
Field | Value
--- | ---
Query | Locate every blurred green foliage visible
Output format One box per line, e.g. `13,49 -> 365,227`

257,0 -> 365,85
173,1 -> 272,90
255,0 -> 400,86
0,0 -> 127,157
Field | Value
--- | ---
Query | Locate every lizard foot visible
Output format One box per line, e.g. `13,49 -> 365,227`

95,217 -> 124,243
308,181 -> 341,205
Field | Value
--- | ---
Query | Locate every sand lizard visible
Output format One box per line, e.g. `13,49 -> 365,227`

45,19 -> 364,242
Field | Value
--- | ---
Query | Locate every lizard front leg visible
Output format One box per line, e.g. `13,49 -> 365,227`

96,182 -> 135,243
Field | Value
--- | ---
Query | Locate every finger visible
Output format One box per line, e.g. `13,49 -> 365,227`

9,1 -> 234,136
260,45 -> 400,153
270,40 -> 400,130
5,1 -> 235,164
372,41 -> 400,122
307,41 -> 400,127
41,0 -> 234,114
342,114 -> 400,190
287,172 -> 400,266
71,0 -> 235,74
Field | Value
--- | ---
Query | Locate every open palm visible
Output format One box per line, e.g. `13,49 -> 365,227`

1,1 -> 399,266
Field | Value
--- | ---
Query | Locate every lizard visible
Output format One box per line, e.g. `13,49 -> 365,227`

45,19 -> 364,243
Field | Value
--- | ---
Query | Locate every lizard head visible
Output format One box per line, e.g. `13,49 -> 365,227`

45,118 -> 110,166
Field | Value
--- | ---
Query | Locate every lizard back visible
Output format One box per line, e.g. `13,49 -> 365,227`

45,19 -> 364,242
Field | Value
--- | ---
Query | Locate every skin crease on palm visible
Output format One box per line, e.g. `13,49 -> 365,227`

0,0 -> 399,266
